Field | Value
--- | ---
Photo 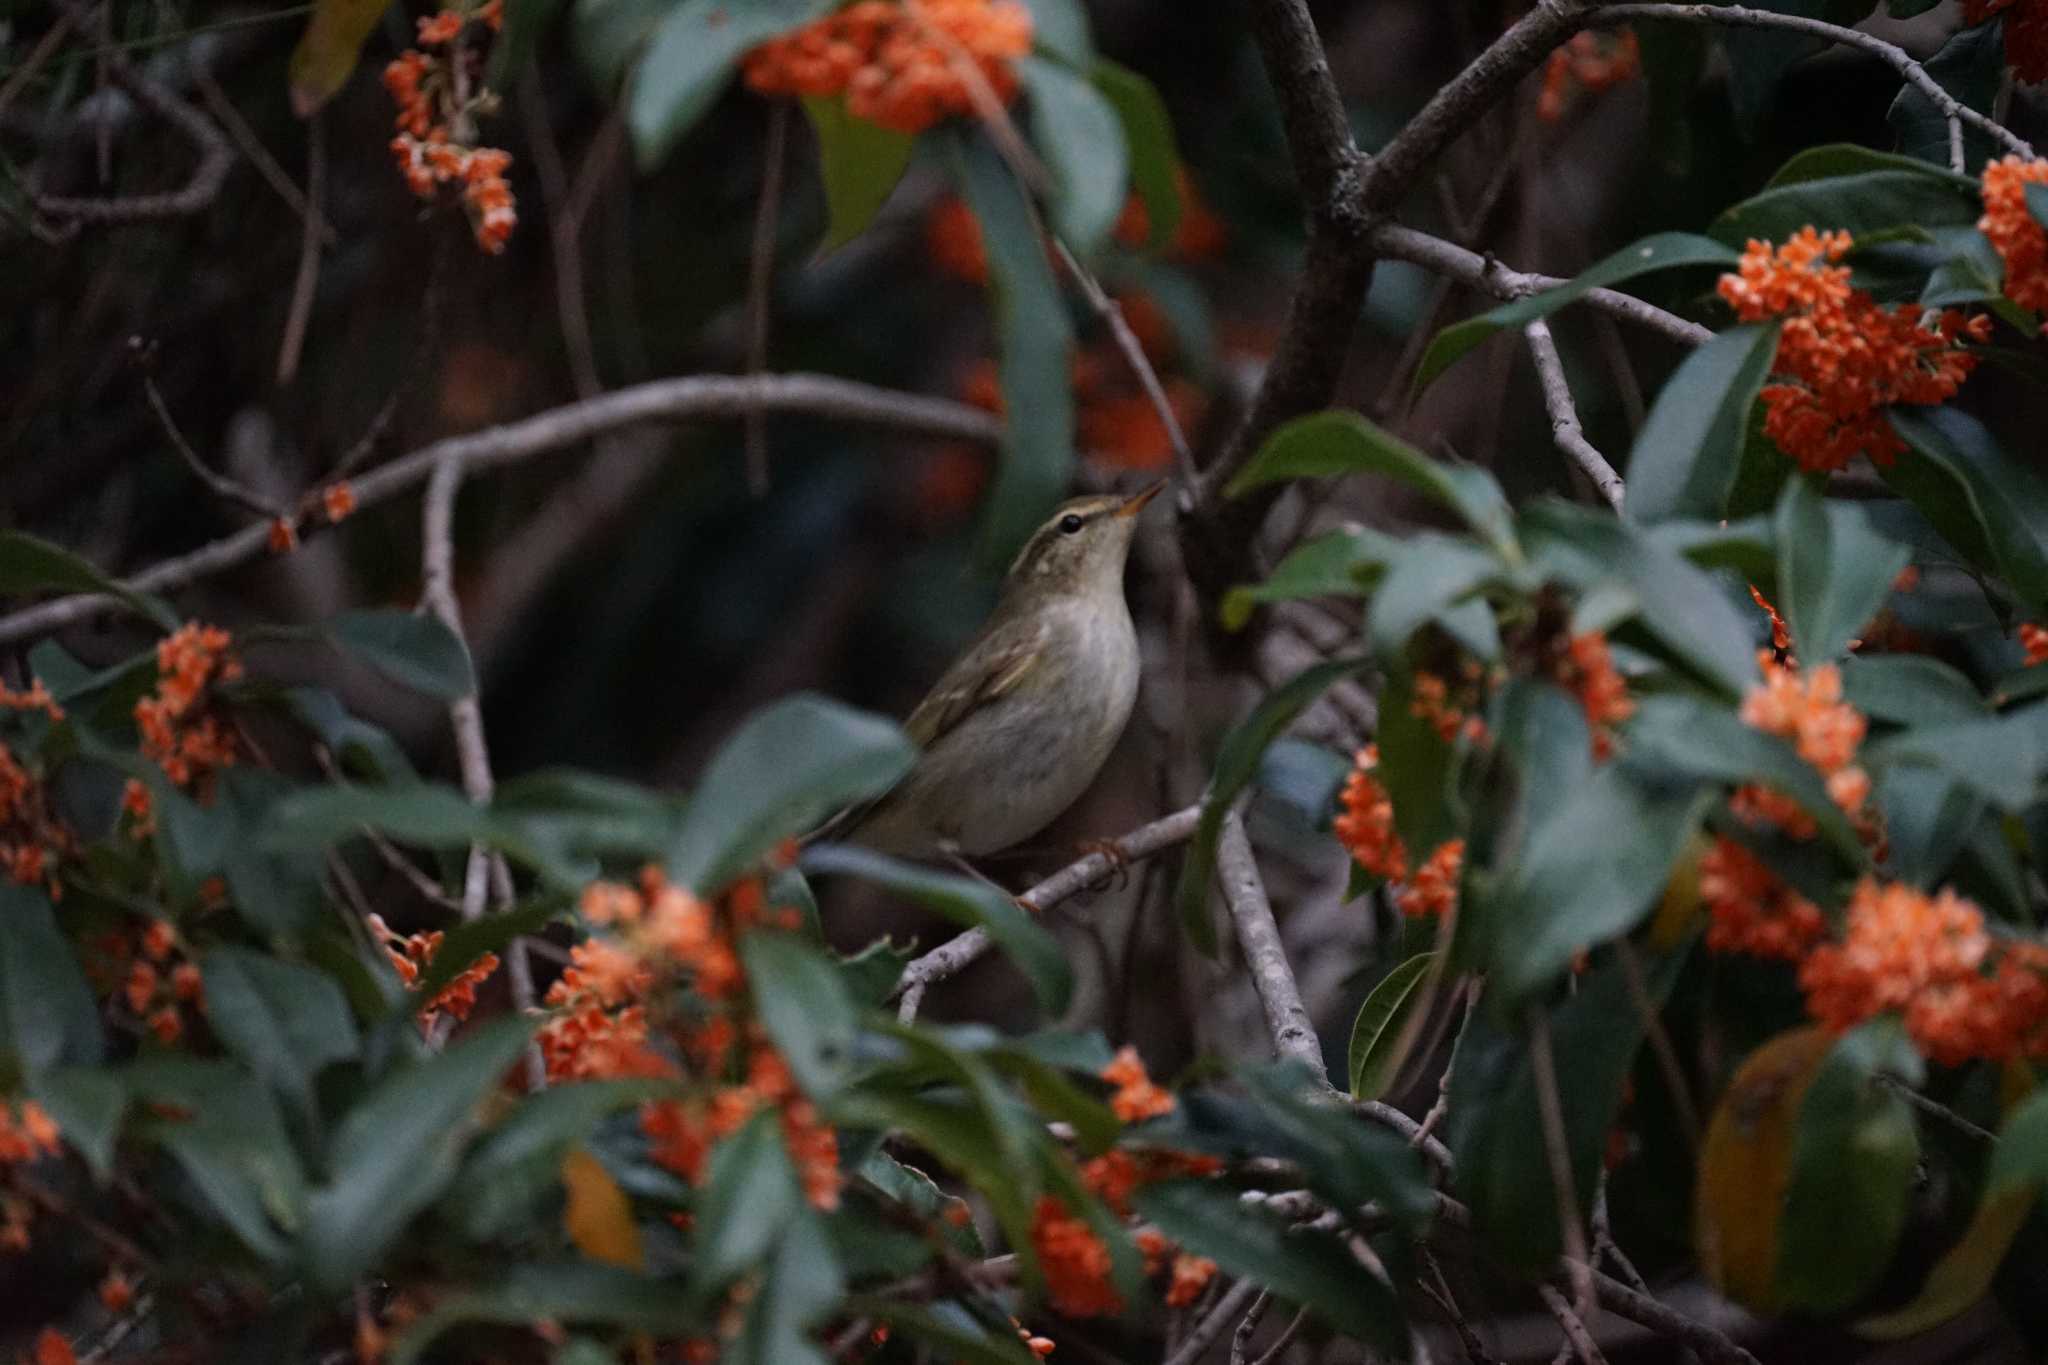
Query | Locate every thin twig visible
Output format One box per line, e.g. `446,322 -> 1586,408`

1413,978 -> 1480,1152
0,372 -> 1003,647
1590,1174 -> 1651,1297
138,364 -> 283,518
883,805 -> 1200,1021
1600,3 -> 2034,170
1614,938 -> 1700,1154
1527,1005 -> 1594,1328
1878,1073 -> 1999,1143
190,66 -> 335,244
276,111 -> 323,386
744,101 -> 789,495
1228,1289 -> 1271,1365
1218,812 -> 1326,1083
1249,1308 -> 1307,1365
1524,318 -> 1624,512
0,8 -> 78,127
1161,1278 -> 1263,1365
1538,1283 -> 1610,1365
1053,237 -> 1198,486
1420,1247 -> 1502,1365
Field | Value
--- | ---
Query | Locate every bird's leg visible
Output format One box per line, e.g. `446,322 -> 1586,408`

1073,836 -> 1131,893
939,841 -> 1043,916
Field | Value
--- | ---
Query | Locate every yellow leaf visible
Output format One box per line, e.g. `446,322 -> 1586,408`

1647,831 -> 1711,951
288,0 -> 393,118
1694,1025 -> 1833,1311
561,1145 -> 645,1270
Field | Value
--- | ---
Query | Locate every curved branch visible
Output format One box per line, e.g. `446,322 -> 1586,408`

0,374 -> 1002,648
1218,812 -> 1326,1082
1525,318 -> 1626,511
32,40 -> 232,228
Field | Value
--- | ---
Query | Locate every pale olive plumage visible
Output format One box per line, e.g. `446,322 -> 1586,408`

840,483 -> 1161,857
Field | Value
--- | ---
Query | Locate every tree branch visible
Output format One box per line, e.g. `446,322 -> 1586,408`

887,805 -> 1200,1022
1162,1278 -> 1263,1365
0,374 -> 1002,648
1524,318 -> 1625,512
1217,812 -> 1325,1082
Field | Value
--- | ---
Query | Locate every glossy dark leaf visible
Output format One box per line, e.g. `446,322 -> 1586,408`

1347,953 -> 1437,1101
1020,56 -> 1126,257
323,609 -> 476,701
742,932 -> 859,1099
0,883 -> 102,1074
803,95 -> 914,254
1773,478 -> 1913,664
1221,526 -> 1397,630
0,529 -> 177,630
1021,0 -> 1090,65
1709,145 -> 1982,246
1367,533 -> 1504,663
1625,323 -> 1779,523
1841,654 -> 1986,725
1890,21 -> 2005,172
452,1077 -> 675,1241
1091,61 -> 1179,252
392,1263 -> 706,1363
200,947 -> 358,1121
731,1210 -> 844,1365
696,1110 -> 802,1289
625,0 -> 835,168
31,1067 -> 125,1181
1888,407 -> 2048,615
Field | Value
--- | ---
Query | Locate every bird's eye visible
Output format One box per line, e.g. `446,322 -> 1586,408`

1059,514 -> 1085,535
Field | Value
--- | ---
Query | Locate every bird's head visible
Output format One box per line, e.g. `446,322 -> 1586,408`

999,481 -> 1165,604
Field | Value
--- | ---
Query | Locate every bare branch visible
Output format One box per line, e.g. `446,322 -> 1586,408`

0,373 -> 1003,648
1528,1005 -> 1594,1327
137,361 -> 284,518
1053,237 -> 1198,486
1228,1289 -> 1271,1365
1539,1283 -> 1611,1365
1218,812 -> 1326,1082
1162,1278 -> 1262,1365
276,113 -> 324,386
1601,3 -> 2035,170
190,66 -> 336,245
887,805 -> 1200,1022
1524,318 -> 1624,512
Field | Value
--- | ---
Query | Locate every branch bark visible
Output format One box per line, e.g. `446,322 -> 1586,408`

1524,318 -> 1625,511
1217,812 -> 1325,1081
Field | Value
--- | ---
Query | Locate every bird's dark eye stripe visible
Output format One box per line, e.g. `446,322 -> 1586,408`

1058,513 -> 1086,534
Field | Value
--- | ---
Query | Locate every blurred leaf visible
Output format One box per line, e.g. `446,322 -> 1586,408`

1867,712 -> 2044,811
1375,668 -> 1461,860
733,1210 -> 843,1365
1889,407 -> 2048,616
1774,478 -> 1913,663
1221,526 -> 1397,630
1710,145 -> 1982,245
801,845 -> 1070,1013
859,1151 -> 981,1255
281,687 -> 418,785
302,1016 -> 535,1293
834,935 -> 915,1007
1021,0 -> 1090,65
948,130 -> 1075,564
31,1067 -> 125,1181
1877,765 -> 1983,887
287,0 -> 390,115
1625,323 -> 1779,523
1696,1026 -> 1836,1310
127,1057 -> 306,1263
839,1301 -> 1037,1365
489,0 -> 570,85
0,530 -> 177,630
1367,533 -> 1503,663
1092,61 -> 1179,252
742,932 -> 858,1099
1020,57 -> 1126,257
1347,952 -> 1437,1101
406,898 -> 560,1013
573,0 -> 672,90
695,1109 -> 797,1283
670,693 -> 914,895
802,95 -> 914,254
322,610 -> 476,701
1841,655 -> 1986,725
496,769 -> 688,866
1775,1018 -> 1922,1311
1890,22 -> 2004,171
200,948 -> 358,1123
829,1086 -> 1037,1263
1414,233 -> 1735,393
0,883 -> 101,1074
626,0 -> 835,168
1173,657 -> 1369,954
453,1078 -> 674,1241
393,1262 -> 705,1363
1227,411 -> 1517,559
561,1146 -> 645,1270
1133,1179 -> 1409,1354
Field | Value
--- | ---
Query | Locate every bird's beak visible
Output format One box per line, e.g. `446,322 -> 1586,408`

1115,480 -> 1167,519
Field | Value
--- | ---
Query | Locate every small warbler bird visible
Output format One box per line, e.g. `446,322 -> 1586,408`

837,481 -> 1163,859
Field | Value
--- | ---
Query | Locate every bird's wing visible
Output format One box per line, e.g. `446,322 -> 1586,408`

901,615 -> 1046,750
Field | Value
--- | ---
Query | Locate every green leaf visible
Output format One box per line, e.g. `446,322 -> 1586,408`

839,1301 -> 1037,1365
1133,1179 -> 1410,1354
1866,713 -> 2044,811
0,883 -> 102,1074
1091,61 -> 1179,252
1888,407 -> 2048,616
1020,57 -> 1126,257
742,932 -> 859,1099
1021,0 -> 1090,65
802,95 -> 913,254
1227,412 -> 1517,559
451,1077 -> 675,1241
1841,655 -> 1987,726
31,1067 -> 126,1181
1220,527 -> 1398,630
200,948 -> 358,1121
1774,1018 -> 1922,1311
392,1262 -> 706,1364
625,0 -> 835,169
732,1210 -> 844,1365
670,693 -> 914,895
1625,323 -> 1779,523
127,1057 -> 306,1263
1710,145 -> 1982,246
948,130 -> 1075,564
1367,533 -> 1504,663
1414,233 -> 1735,393
323,609 -> 477,701
301,1016 -> 535,1293
801,845 -> 1071,1013
1889,21 -> 2006,171
1173,658 -> 1369,954
1347,953 -> 1437,1101
286,0 -> 391,116
281,687 -> 418,784
1875,765 -> 1981,888
1773,478 -> 1913,664
697,1110 -> 802,1289
0,530 -> 177,630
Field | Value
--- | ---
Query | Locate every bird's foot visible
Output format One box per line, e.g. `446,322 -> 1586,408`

1074,836 -> 1131,892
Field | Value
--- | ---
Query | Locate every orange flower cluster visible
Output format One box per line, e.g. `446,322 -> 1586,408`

1333,746 -> 1465,919
382,6 -> 517,255
1536,29 -> 1640,123
1800,879 -> 2048,1066
1551,632 -> 1633,760
116,918 -> 205,1045
1734,653 -> 1871,836
536,868 -> 840,1212
741,0 -> 1033,135
2024,622 -> 2048,666
1963,1 -> 2048,84
1749,584 -> 1793,659
366,913 -> 498,1034
1980,155 -> 2048,320
1717,228 -> 1988,474
1032,1197 -> 1123,1317
1101,1045 -> 1174,1122
1699,837 -> 1825,961
1410,667 -> 1487,745
1,734 -> 71,896
0,1100 -> 59,1167
124,622 -> 243,832
31,1328 -> 74,1365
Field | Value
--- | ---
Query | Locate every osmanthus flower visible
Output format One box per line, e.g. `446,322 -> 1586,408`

742,0 -> 1033,135
1,713 -> 74,897
1536,28 -> 1640,123
1717,228 -> 1990,474
1552,632 -> 1633,759
366,913 -> 499,1035
1334,746 -> 1466,920
1963,0 -> 2048,84
1731,651 -> 1872,838
1699,837 -> 1826,962
1800,879 -> 2048,1066
2023,621 -> 2048,666
1981,156 -> 2048,318
380,5 -> 517,254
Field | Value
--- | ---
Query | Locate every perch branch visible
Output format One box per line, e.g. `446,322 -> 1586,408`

1524,318 -> 1625,511
1218,812 -> 1325,1082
